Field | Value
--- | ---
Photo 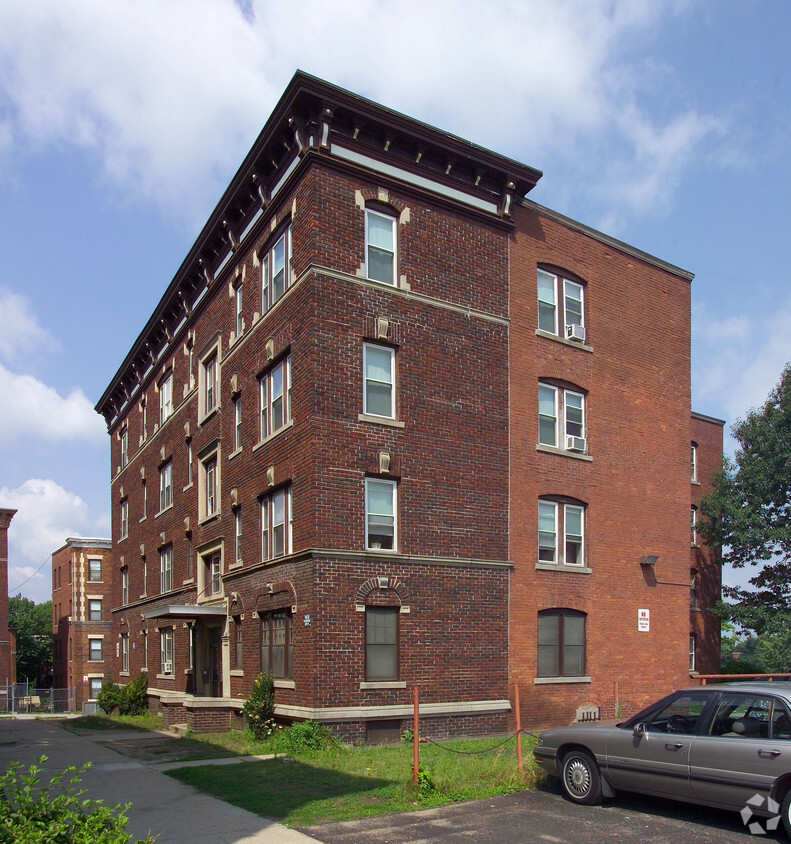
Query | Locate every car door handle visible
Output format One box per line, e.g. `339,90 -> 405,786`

758,749 -> 781,758
665,743 -> 683,750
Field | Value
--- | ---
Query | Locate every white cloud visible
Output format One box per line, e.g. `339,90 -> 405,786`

0,363 -> 106,444
0,479 -> 109,603
0,0 -> 722,226
0,288 -> 60,364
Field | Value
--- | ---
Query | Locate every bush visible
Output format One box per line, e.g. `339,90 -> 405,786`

96,675 -> 149,717
0,755 -> 155,843
242,674 -> 275,741
272,720 -> 337,754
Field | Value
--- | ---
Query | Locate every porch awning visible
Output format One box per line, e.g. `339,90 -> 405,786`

143,604 -> 227,620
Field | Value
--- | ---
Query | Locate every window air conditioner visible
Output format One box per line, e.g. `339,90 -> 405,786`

566,323 -> 586,342
162,661 -> 173,674
566,435 -> 587,453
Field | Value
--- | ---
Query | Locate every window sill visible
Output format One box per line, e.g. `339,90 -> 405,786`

139,515 -> 146,523
536,443 -> 593,462
230,669 -> 244,677
199,511 -> 221,527
182,482 -> 194,491
197,594 -> 225,605
182,578 -> 195,585
358,414 -> 405,429
227,561 -> 243,571
274,680 -> 296,690
228,447 -> 243,460
198,406 -> 220,427
252,419 -> 294,452
360,681 -> 406,690
534,676 -> 591,685
366,546 -> 396,554
535,328 -> 593,353
141,666 -> 148,672
157,674 -> 175,680
692,480 -> 701,486
118,536 -> 128,543
120,671 -> 130,678
155,504 -> 174,518
535,563 -> 592,575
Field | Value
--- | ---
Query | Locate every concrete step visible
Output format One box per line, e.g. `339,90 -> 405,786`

169,723 -> 190,736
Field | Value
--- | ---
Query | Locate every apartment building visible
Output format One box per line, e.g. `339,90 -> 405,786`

51,538 -> 113,710
95,72 -> 721,737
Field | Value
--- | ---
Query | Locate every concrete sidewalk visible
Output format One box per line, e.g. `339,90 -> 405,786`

0,718 -> 318,843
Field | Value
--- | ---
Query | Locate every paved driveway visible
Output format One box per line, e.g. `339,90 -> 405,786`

301,780 -> 781,843
0,717 -> 315,844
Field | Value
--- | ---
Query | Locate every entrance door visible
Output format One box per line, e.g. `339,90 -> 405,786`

209,627 -> 222,697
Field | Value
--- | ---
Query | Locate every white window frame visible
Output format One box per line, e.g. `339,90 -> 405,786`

365,208 -> 397,286
119,425 -> 128,468
198,339 -> 221,422
261,226 -> 292,313
121,568 -> 129,605
88,599 -> 102,621
259,356 -> 291,441
691,443 -> 698,482
365,478 -> 397,552
564,390 -> 586,441
160,628 -> 174,675
235,509 -> 243,564
88,558 -> 102,582
234,396 -> 242,451
689,634 -> 696,672
563,504 -> 585,566
691,506 -> 697,545
235,282 -> 243,336
538,384 -> 558,447
198,442 -> 221,523
88,638 -> 103,662
88,677 -> 103,700
121,634 -> 130,673
159,460 -> 173,512
537,269 -> 586,340
159,372 -> 173,425
160,544 -> 173,593
120,498 -> 129,540
537,269 -> 558,335
261,487 -> 292,561
363,343 -> 395,419
564,279 -> 585,336
539,500 -> 586,567
538,500 -> 557,563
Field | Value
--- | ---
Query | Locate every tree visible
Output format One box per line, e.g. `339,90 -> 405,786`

700,363 -> 791,636
8,595 -> 53,686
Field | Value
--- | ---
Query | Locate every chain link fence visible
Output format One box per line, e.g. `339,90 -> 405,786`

0,682 -> 74,714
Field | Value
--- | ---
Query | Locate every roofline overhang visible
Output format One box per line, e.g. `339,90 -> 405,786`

143,604 -> 227,620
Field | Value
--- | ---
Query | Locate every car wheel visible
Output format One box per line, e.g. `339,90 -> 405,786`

561,749 -> 603,805
781,790 -> 791,838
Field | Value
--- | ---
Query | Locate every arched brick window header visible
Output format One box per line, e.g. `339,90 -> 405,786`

355,574 -> 409,610
359,188 -> 406,216
255,580 -> 297,614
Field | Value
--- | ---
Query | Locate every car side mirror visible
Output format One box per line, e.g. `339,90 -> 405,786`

633,722 -> 647,738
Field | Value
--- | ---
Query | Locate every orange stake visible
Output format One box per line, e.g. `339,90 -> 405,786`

515,683 -> 523,772
413,686 -> 419,783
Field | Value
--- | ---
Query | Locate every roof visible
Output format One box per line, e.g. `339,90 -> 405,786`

143,604 -> 228,620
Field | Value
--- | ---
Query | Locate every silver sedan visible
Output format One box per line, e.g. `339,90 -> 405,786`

533,681 -> 791,836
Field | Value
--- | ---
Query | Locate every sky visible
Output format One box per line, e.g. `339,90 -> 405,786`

0,0 -> 789,604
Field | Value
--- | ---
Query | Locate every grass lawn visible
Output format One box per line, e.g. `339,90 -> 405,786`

166,735 -> 539,827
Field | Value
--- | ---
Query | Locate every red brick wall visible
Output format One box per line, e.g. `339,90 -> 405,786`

509,203 -> 696,728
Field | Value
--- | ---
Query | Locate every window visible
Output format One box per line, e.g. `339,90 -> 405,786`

259,356 -> 291,440
235,282 -> 243,336
121,634 -> 129,673
365,209 -> 396,285
88,559 -> 102,582
159,372 -> 173,425
88,638 -> 103,662
142,478 -> 147,518
160,544 -> 173,593
261,227 -> 292,312
538,500 -> 585,566
691,506 -> 698,545
159,460 -> 173,511
235,509 -> 242,564
363,344 -> 395,418
691,443 -> 698,482
690,569 -> 699,610
260,610 -> 293,679
261,487 -> 291,561
537,610 -> 585,678
160,628 -> 174,675
119,425 -> 128,468
203,551 -> 222,597
644,691 -> 710,734
187,441 -> 193,486
202,349 -> 219,417
537,268 -> 585,342
205,455 -> 218,517
88,677 -> 103,700
120,498 -> 129,540
366,607 -> 398,681
366,479 -> 396,551
140,397 -> 147,442
234,618 -> 243,670
121,568 -> 129,606
88,600 -> 102,621
689,634 -> 696,672
233,397 -> 242,450
538,384 -> 586,450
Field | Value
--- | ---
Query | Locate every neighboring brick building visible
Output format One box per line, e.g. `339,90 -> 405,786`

0,509 -> 17,689
51,538 -> 113,710
95,72 -> 722,737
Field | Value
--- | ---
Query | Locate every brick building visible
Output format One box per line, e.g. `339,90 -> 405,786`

95,72 -> 722,737
51,538 -> 113,710
0,509 -> 17,689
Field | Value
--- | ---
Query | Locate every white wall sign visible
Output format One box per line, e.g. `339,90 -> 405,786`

638,608 -> 650,632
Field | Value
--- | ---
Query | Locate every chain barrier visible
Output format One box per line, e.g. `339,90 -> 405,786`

419,728 -> 540,756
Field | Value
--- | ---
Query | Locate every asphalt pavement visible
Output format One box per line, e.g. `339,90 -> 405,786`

0,716 -> 317,843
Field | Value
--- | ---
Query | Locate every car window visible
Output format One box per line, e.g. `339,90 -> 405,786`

645,692 -> 710,735
708,693 -> 773,738
771,701 -> 791,740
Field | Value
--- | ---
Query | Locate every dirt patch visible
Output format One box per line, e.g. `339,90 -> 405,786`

98,737 -> 235,764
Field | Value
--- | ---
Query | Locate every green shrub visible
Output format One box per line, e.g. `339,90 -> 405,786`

96,679 -> 123,715
241,674 -> 275,741
0,755 -> 155,843
96,675 -> 149,717
416,763 -> 436,797
118,673 -> 148,716
271,720 -> 337,754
